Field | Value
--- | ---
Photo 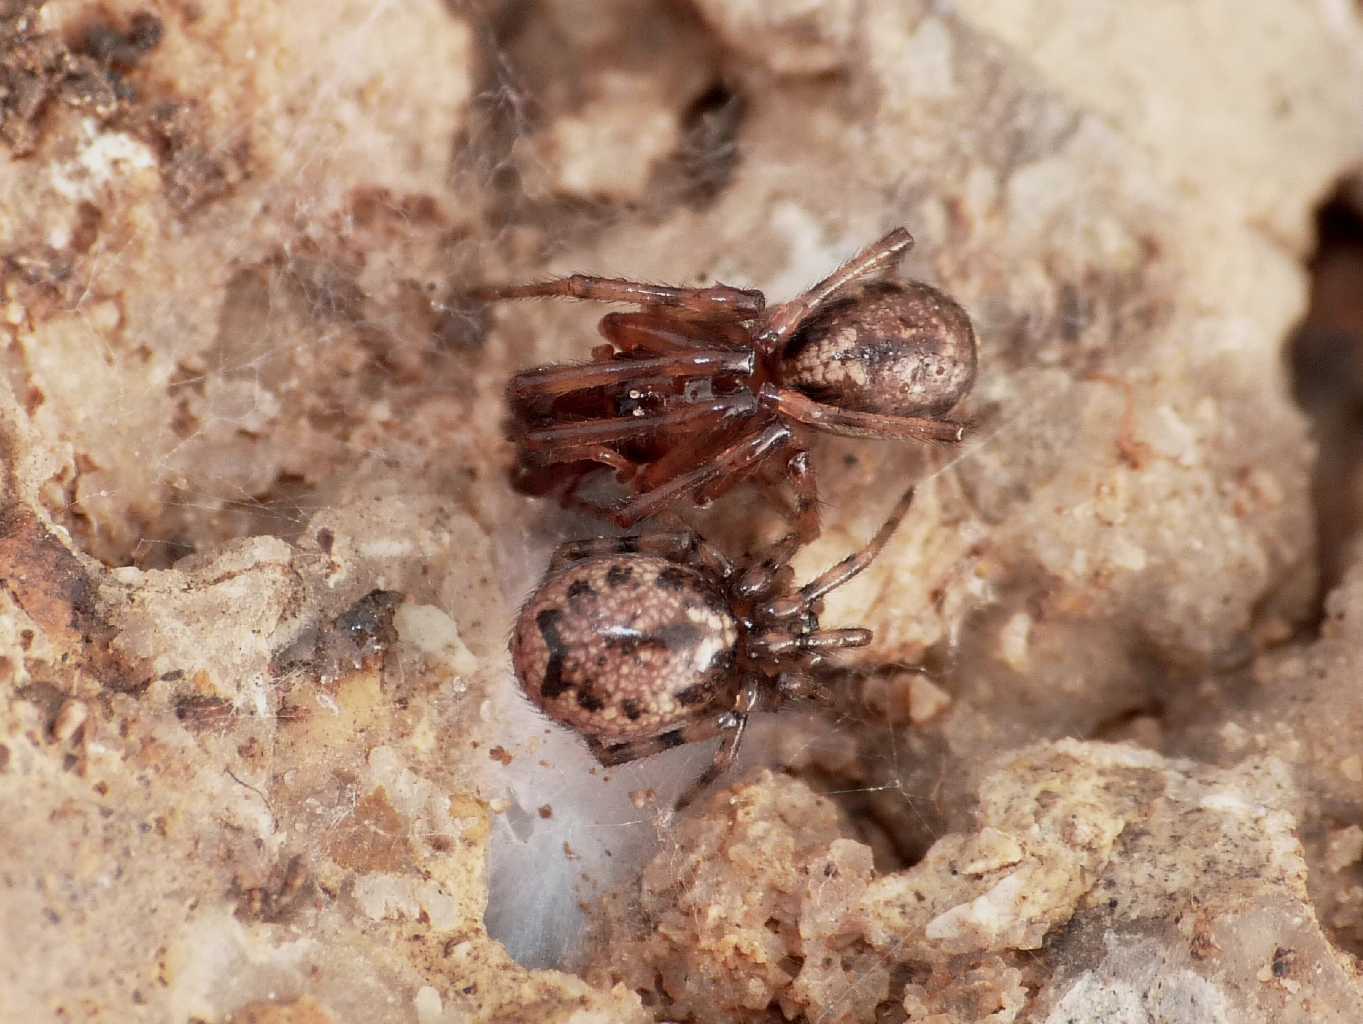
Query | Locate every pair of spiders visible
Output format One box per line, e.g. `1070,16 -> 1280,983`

485,228 -> 977,807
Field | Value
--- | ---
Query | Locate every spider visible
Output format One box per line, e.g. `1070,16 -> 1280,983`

476,227 -> 976,541
509,485 -> 918,808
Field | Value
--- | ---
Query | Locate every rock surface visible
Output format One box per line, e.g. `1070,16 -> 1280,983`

2,0 -> 1362,1021
590,744 -> 1357,1023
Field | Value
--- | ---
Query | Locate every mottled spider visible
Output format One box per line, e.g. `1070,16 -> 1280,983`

510,486 -> 918,808
478,228 -> 976,541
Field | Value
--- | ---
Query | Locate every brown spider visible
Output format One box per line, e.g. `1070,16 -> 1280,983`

477,228 -> 977,541
509,486 -> 918,808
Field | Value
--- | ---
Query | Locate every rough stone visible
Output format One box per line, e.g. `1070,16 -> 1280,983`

589,744 -> 1363,1022
2,0 -> 1362,1020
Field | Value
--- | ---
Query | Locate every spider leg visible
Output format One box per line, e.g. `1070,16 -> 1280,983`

759,385 -> 967,443
749,627 -> 873,659
548,530 -> 733,578
733,530 -> 802,600
763,484 -> 918,620
583,684 -> 750,773
673,715 -> 748,810
633,410 -> 751,491
509,350 -> 755,402
755,460 -> 800,518
586,731 -> 686,767
785,448 -> 820,542
692,439 -> 813,512
511,456 -> 600,496
522,444 -> 637,480
676,681 -> 761,810
521,395 -> 759,456
770,670 -> 833,707
600,311 -> 752,353
756,227 -> 914,355
612,420 -> 795,527
582,677 -> 765,810
474,274 -> 764,318
726,450 -> 820,598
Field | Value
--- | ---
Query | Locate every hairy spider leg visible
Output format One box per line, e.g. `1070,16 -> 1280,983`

759,385 -> 967,443
547,530 -> 734,579
583,679 -> 757,769
747,627 -> 873,659
771,669 -> 836,707
677,681 -> 761,810
520,394 -> 760,458
475,274 -> 765,318
673,721 -> 747,810
630,397 -> 758,490
537,445 -> 637,479
735,449 -> 822,555
723,446 -> 819,543
611,420 -> 796,527
784,449 -> 821,543
763,484 -> 918,620
587,699 -> 756,812
599,311 -> 753,354
753,460 -> 801,516
509,349 -> 755,402
755,227 -> 915,355
683,433 -> 820,542
580,410 -> 760,522
510,362 -> 766,522
733,530 -> 804,600
690,446 -> 780,507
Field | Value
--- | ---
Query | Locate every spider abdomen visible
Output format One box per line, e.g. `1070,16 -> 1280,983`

510,555 -> 739,741
781,280 -> 977,418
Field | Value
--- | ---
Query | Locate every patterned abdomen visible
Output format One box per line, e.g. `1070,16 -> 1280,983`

510,555 -> 739,740
783,280 -> 977,418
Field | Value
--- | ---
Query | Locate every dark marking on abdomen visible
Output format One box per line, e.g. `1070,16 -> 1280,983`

606,565 -> 633,588
605,630 -> 668,654
656,566 -> 689,591
675,682 -> 711,706
536,608 -> 570,698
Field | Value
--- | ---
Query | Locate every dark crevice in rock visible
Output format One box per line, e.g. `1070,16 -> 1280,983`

1288,180 -> 1363,606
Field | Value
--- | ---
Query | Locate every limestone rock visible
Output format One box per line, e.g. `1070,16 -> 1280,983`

590,743 -> 1362,1022
2,0 -> 1362,1020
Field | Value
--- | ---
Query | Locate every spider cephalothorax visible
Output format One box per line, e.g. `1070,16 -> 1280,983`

478,229 -> 975,541
509,487 -> 918,807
